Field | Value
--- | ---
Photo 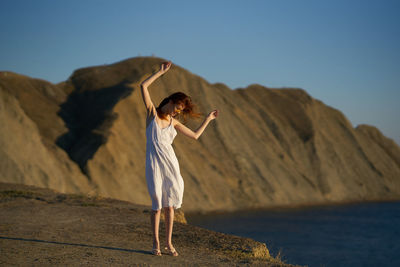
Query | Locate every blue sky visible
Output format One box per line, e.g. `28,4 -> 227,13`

1,0 -> 399,145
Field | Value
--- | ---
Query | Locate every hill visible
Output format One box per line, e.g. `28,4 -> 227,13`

1,57 -> 399,212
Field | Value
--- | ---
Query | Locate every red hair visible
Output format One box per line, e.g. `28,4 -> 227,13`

156,92 -> 201,122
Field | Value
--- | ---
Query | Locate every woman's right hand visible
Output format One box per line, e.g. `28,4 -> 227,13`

207,110 -> 219,120
159,61 -> 172,74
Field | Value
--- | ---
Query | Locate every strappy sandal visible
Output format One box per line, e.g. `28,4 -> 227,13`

151,248 -> 161,256
164,246 -> 179,256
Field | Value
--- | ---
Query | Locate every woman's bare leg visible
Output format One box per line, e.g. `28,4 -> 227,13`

151,209 -> 161,252
164,206 -> 178,256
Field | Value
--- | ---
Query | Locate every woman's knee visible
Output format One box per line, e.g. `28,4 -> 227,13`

151,209 -> 161,214
163,206 -> 174,212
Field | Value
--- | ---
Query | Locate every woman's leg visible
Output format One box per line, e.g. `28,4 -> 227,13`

164,206 -> 178,256
151,209 -> 161,252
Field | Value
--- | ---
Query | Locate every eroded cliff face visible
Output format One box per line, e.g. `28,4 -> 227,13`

1,57 -> 399,211
0,73 -> 91,194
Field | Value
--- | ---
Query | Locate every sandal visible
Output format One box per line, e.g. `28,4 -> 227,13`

152,248 -> 161,256
164,246 -> 179,257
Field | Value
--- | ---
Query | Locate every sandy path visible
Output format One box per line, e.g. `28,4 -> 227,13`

0,183 -> 296,266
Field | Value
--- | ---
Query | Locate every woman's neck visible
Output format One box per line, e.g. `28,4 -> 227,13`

157,109 -> 170,121
159,104 -> 172,120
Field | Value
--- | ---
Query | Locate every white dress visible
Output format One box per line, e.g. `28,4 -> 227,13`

145,115 -> 184,210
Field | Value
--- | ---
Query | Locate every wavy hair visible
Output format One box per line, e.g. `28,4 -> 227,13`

156,92 -> 201,122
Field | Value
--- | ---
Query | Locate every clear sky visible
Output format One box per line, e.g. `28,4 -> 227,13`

1,0 -> 399,145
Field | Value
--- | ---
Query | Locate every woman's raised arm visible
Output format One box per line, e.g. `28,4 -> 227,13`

174,110 -> 219,140
139,61 -> 172,115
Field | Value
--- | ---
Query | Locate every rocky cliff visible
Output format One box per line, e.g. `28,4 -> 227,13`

1,57 -> 399,212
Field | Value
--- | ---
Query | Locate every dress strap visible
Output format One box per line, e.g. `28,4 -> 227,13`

154,114 -> 173,130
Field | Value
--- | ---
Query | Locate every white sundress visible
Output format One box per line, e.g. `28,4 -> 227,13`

145,115 -> 184,210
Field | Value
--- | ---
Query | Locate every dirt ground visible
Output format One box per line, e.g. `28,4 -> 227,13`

0,182 -> 296,266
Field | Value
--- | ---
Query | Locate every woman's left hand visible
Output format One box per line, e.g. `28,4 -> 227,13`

159,61 -> 172,75
207,110 -> 219,120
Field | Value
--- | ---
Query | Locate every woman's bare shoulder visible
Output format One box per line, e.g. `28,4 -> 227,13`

172,117 -> 181,127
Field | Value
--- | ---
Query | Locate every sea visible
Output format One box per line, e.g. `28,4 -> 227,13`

187,201 -> 400,267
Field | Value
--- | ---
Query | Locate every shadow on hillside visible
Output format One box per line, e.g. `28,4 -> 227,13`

56,81 -> 134,178
0,236 -> 150,255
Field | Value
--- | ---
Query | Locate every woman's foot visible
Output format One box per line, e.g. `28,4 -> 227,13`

152,241 -> 161,256
164,245 -> 179,256
152,248 -> 161,256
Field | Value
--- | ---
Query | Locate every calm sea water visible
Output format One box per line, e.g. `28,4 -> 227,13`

187,202 -> 400,267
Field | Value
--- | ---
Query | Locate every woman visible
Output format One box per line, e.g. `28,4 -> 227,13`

140,61 -> 218,256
